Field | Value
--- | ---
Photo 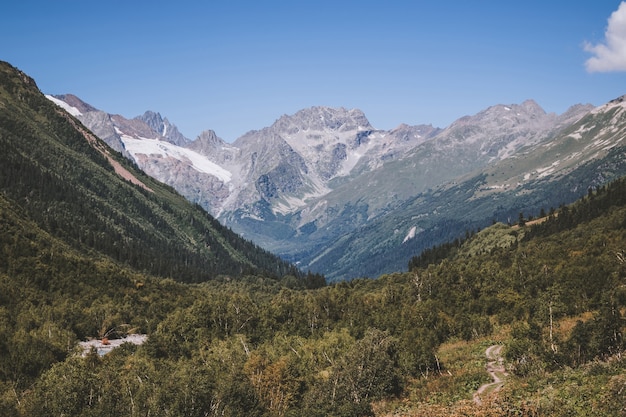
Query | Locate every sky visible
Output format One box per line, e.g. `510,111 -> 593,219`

2,1 -> 626,142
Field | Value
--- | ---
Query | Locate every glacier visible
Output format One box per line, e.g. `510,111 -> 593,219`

119,133 -> 233,183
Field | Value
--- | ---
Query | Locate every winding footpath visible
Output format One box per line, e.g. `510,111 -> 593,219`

473,344 -> 507,405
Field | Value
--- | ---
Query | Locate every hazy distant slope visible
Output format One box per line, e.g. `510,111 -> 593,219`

308,98 -> 626,280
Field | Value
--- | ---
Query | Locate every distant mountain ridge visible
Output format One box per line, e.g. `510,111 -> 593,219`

47,83 -> 626,281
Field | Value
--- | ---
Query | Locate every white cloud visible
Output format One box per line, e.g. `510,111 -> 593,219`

584,1 -> 626,72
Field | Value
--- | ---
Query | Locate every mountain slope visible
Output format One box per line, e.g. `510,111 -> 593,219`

48,82 -> 613,282
0,61 -> 296,283
221,100 -> 594,278
306,97 -> 626,280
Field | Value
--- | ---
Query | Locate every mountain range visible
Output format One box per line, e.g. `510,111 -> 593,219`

48,82 -> 626,281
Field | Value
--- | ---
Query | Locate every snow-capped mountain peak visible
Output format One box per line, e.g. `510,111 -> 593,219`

592,94 -> 626,115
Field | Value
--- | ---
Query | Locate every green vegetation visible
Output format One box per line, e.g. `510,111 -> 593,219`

0,60 -> 624,416
0,61 -> 297,283
1,176 -> 624,415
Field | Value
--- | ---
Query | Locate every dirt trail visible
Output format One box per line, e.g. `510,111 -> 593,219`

473,344 -> 507,405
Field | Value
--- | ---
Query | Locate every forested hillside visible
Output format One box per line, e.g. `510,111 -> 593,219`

0,61 -> 624,416
0,61 -> 296,283
1,173 -> 624,415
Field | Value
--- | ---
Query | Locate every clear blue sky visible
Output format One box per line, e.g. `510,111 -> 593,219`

3,1 -> 626,142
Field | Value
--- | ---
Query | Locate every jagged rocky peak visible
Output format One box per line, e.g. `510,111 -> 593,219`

483,99 -> 545,121
554,103 -> 594,128
196,129 -> 224,145
589,94 -> 626,116
447,100 -> 552,134
561,103 -> 594,117
188,130 -> 228,154
389,123 -> 441,143
518,99 -> 545,114
109,114 -> 157,139
271,106 -> 373,135
599,94 -> 626,113
136,111 -> 190,146
137,110 -> 165,133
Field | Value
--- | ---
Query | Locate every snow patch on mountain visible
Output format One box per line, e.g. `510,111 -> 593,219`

403,226 -> 417,243
119,132 -> 232,183
273,176 -> 332,215
339,151 -> 364,176
274,196 -> 307,215
537,161 -> 560,178
46,95 -> 82,116
592,95 -> 626,115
